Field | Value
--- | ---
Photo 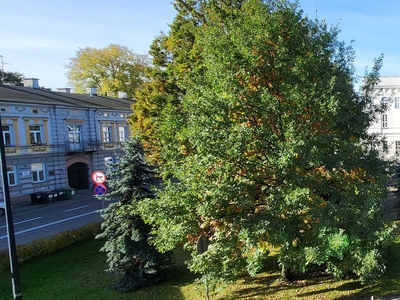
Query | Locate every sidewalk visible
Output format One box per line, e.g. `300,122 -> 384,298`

9,189 -> 96,214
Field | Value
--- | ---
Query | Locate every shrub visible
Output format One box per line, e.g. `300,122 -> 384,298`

0,222 -> 101,270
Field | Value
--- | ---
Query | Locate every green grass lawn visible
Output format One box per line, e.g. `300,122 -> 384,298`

1,238 -> 400,299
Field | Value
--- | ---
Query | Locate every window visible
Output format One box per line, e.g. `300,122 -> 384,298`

381,97 -> 388,104
68,125 -> 81,143
396,141 -> 400,154
31,163 -> 45,183
2,125 -> 12,146
102,125 -> 112,142
29,125 -> 42,144
104,157 -> 113,165
118,125 -> 128,142
7,165 -> 17,186
382,114 -> 388,128
396,98 -> 400,109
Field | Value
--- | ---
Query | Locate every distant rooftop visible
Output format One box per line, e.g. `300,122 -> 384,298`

0,84 -> 135,111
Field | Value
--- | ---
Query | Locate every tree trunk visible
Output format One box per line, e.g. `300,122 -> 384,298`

281,264 -> 293,282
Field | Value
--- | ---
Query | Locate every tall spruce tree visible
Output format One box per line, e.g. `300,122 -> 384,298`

96,138 -> 172,292
139,0 -> 395,285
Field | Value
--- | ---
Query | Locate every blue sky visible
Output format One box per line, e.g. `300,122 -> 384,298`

1,0 -> 399,90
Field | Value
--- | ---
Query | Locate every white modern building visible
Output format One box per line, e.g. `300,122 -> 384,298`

368,76 -> 400,159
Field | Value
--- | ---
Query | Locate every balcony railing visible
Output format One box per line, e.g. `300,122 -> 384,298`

3,140 -> 125,156
65,140 -> 124,153
65,140 -> 101,153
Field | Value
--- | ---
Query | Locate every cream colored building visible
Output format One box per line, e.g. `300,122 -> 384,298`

368,76 -> 400,159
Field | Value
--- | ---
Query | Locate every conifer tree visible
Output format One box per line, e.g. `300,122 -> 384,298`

96,138 -> 172,292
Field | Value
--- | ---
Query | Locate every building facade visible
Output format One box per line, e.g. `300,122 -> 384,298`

0,79 -> 133,203
368,76 -> 400,160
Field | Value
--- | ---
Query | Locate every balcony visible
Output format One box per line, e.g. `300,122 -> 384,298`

103,142 -> 116,150
65,140 -> 101,153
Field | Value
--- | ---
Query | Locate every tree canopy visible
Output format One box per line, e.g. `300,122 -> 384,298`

2,71 -> 24,86
66,44 -> 149,98
136,0 -> 395,285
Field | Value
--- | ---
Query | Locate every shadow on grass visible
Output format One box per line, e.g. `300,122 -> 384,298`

132,284 -> 188,300
296,280 -> 365,299
218,272 -> 338,300
223,274 -> 283,299
131,252 -> 198,300
216,271 -> 365,300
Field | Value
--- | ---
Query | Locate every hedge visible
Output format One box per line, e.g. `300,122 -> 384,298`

0,222 -> 102,270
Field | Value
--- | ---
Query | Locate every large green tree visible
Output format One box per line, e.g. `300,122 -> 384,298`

96,138 -> 172,292
138,0 -> 395,285
66,44 -> 149,98
132,0 -> 242,166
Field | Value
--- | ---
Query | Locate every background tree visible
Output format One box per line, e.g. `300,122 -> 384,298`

139,0 -> 395,285
96,138 -> 172,292
66,44 -> 149,98
2,71 -> 24,85
131,34 -> 184,165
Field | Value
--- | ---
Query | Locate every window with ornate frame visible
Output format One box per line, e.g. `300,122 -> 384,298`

68,125 -> 81,143
396,141 -> 400,155
2,125 -> 12,146
102,125 -> 112,142
7,165 -> 17,186
31,162 -> 45,183
29,125 -> 43,144
118,125 -> 128,142
382,114 -> 388,128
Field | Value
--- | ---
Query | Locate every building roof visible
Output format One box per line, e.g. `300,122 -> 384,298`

0,84 -> 135,111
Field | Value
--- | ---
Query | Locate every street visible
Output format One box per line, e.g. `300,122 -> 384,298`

0,191 -> 107,250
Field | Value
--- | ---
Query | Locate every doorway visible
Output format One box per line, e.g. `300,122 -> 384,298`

67,162 -> 89,190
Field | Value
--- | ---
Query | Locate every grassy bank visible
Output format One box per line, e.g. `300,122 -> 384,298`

1,238 -> 400,299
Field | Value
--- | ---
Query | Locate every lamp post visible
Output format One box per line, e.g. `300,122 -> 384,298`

0,114 -> 22,299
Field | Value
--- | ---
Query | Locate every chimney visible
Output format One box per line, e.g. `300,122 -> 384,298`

56,88 -> 72,93
24,78 -> 40,89
86,87 -> 97,97
118,91 -> 127,99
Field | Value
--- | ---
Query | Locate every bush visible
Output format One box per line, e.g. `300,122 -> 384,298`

0,222 -> 101,270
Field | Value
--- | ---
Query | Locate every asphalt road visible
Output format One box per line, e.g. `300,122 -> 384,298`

0,190 -> 107,250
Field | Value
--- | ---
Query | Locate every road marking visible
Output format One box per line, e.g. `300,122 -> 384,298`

0,217 -> 43,229
0,211 -> 96,240
64,205 -> 90,212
